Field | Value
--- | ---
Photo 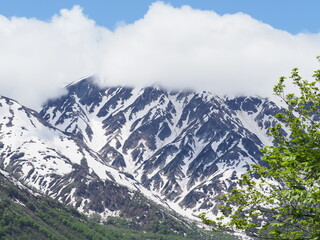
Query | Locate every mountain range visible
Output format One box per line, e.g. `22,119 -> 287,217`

0,77 -> 283,234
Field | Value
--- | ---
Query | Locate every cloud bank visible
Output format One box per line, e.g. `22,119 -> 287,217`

1,2 -> 320,109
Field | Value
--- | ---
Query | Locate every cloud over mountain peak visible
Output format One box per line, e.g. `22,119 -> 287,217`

0,2 -> 319,108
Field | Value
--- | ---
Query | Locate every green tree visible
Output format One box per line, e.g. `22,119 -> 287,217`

200,61 -> 320,239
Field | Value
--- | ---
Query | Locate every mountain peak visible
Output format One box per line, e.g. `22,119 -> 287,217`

35,80 -> 283,220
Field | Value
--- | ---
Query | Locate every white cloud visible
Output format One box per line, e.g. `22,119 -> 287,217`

0,5 -> 109,109
0,2 -> 320,109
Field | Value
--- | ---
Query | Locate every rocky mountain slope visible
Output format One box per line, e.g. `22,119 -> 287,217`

1,169 -> 235,240
36,77 -> 282,220
0,94 -> 195,231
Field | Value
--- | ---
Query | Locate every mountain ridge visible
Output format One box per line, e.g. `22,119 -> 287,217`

38,77 -> 282,220
0,76 -> 285,235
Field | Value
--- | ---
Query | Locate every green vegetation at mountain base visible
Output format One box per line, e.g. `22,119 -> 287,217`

201,61 -> 320,239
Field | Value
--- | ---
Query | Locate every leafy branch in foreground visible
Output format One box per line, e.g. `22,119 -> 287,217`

200,59 -> 320,240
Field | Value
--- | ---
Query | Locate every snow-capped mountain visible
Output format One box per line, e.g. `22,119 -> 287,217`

35,77 -> 282,219
0,95 -> 180,226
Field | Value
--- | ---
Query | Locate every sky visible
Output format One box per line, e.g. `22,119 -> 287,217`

0,0 -> 320,109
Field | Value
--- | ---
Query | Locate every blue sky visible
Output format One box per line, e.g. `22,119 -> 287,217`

0,1 -> 320,108
0,0 -> 319,34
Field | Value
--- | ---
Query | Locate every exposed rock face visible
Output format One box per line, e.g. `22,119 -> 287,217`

37,77 -> 282,218
0,75 -> 285,224
0,95 -> 165,221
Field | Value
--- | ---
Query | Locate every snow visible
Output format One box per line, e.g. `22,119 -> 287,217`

0,85 -> 285,229
86,117 -> 106,151
236,107 -> 272,146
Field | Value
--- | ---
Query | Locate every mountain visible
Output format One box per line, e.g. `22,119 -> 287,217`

1,93 -> 241,239
37,77 -> 282,220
